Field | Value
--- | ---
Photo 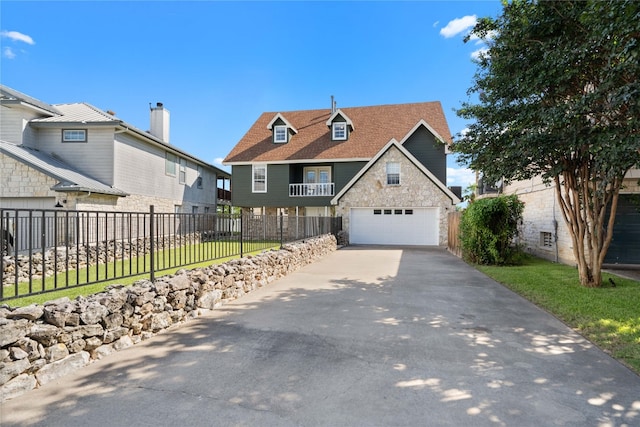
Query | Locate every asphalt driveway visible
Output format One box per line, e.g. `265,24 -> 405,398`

1,246 -> 639,426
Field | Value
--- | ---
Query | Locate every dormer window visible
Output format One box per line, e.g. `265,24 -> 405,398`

326,109 -> 354,141
274,125 -> 288,143
332,122 -> 347,140
267,113 -> 298,144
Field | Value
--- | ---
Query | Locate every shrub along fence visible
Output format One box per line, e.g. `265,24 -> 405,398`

0,207 -> 342,301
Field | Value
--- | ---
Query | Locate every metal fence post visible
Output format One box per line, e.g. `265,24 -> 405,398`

150,205 -> 155,282
240,208 -> 244,258
280,212 -> 284,249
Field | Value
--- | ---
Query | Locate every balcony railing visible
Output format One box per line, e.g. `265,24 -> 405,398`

289,183 -> 335,197
217,188 -> 231,201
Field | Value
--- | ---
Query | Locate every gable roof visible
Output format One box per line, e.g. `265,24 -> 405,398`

266,113 -> 298,134
0,84 -> 62,116
325,109 -> 354,130
223,101 -> 451,164
0,140 -> 128,197
331,138 -> 461,205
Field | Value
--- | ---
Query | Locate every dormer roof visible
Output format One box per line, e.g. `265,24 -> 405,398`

266,113 -> 298,135
325,109 -> 354,131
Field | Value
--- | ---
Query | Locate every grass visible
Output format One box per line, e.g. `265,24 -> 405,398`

476,255 -> 640,374
3,241 -> 280,307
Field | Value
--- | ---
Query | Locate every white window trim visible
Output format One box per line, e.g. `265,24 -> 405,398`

165,152 -> 177,176
179,158 -> 187,184
274,125 -> 288,143
386,162 -> 401,185
62,129 -> 87,142
332,122 -> 347,140
252,164 -> 267,193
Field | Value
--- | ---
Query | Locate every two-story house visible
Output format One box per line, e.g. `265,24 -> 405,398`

0,85 -> 231,213
224,100 -> 460,246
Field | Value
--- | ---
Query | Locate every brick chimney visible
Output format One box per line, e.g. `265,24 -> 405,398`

150,102 -> 170,142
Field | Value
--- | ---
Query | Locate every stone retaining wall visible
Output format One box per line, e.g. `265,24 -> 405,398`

2,232 -> 222,286
0,234 -> 337,402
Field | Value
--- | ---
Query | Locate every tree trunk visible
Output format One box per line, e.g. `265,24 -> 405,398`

554,171 -> 620,288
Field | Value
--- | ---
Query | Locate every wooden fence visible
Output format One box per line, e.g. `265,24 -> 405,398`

447,211 -> 462,258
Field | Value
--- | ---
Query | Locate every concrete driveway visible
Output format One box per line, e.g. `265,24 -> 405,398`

2,247 -> 639,426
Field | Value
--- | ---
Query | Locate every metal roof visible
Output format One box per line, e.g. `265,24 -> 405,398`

0,84 -> 62,115
0,140 -> 128,197
31,103 -> 120,123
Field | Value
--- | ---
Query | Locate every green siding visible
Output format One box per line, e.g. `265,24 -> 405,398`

231,162 -> 366,208
403,125 -> 447,184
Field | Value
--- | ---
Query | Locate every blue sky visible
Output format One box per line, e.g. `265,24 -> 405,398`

1,1 -> 503,189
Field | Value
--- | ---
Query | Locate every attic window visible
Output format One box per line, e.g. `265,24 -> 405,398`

332,122 -> 347,141
62,129 -> 87,142
274,125 -> 288,143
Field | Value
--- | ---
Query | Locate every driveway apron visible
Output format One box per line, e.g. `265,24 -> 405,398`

1,247 -> 639,426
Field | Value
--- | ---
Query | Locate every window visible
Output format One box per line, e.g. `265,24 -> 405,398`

192,206 -> 199,214
252,164 -> 267,193
405,209 -> 413,215
332,122 -> 347,140
179,158 -> 187,184
384,209 -> 392,215
394,209 -> 403,215
373,209 -> 382,215
196,165 -> 203,189
386,162 -> 400,185
62,129 -> 87,142
165,152 -> 177,176
540,232 -> 553,248
274,125 -> 287,143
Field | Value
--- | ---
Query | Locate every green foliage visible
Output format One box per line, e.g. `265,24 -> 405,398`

460,195 -> 524,265
454,0 -> 640,286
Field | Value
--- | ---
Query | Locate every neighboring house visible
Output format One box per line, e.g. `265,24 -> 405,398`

223,100 -> 460,246
501,172 -> 640,265
0,85 -> 231,213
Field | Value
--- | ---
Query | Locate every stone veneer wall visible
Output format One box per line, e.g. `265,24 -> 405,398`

335,146 -> 455,246
0,154 -> 59,199
0,234 -> 337,402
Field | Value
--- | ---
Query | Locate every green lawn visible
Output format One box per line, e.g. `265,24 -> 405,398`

3,241 -> 280,307
477,256 -> 640,374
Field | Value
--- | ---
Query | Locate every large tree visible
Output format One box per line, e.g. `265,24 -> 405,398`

455,0 -> 640,287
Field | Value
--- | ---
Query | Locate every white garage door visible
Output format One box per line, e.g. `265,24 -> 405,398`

350,207 -> 439,246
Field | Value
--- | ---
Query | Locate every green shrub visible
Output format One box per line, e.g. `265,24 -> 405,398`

460,195 -> 524,265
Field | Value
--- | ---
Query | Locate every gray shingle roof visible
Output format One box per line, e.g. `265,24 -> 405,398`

0,140 -> 128,196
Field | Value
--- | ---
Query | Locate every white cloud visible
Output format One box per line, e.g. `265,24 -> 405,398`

1,30 -> 35,45
447,167 -> 476,189
214,157 -> 225,166
432,21 -> 440,28
439,15 -> 477,38
471,48 -> 489,61
3,47 -> 16,59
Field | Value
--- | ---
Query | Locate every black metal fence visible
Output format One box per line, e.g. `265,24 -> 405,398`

1,207 -> 342,302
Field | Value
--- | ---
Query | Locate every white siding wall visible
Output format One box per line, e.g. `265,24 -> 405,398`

113,133 -> 217,210
0,105 -> 40,146
36,126 -> 114,185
